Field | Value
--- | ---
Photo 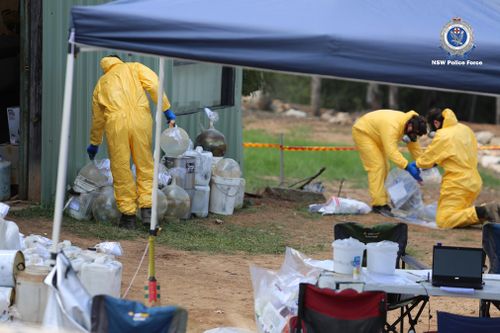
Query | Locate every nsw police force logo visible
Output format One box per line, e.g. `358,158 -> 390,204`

440,17 -> 474,56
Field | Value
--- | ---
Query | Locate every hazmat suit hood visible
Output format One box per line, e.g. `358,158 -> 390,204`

441,108 -> 458,129
100,57 -> 123,73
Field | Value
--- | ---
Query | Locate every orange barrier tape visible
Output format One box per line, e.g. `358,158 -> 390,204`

480,146 -> 500,150
242,142 -> 355,151
243,143 -> 500,151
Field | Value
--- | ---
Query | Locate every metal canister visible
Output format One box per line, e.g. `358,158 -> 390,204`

164,156 -> 196,190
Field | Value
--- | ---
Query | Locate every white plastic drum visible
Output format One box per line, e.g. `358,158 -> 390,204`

366,241 -> 399,275
0,250 -> 25,287
332,238 -> 365,275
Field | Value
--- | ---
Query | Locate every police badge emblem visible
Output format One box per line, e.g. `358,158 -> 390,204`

440,17 -> 474,56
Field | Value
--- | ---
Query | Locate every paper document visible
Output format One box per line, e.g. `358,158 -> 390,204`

388,182 -> 407,204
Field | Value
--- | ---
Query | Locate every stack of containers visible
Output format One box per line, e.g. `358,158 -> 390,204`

185,146 -> 213,218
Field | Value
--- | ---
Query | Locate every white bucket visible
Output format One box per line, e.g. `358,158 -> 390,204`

234,178 -> 246,210
15,265 -> 50,323
209,175 -> 240,215
332,238 -> 365,275
192,185 -> 210,218
367,241 -> 399,275
0,250 -> 25,287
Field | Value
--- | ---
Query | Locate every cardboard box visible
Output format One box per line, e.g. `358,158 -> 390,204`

6,106 -> 20,145
0,144 -> 19,185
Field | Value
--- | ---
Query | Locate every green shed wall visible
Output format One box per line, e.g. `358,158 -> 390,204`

41,0 -> 242,204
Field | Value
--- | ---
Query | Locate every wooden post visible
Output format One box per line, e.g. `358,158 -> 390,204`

279,133 -> 284,186
311,76 -> 322,117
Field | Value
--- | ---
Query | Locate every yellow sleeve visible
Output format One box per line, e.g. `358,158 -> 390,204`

135,63 -> 171,110
416,133 -> 451,169
407,141 -> 423,160
90,84 -> 105,145
381,129 -> 408,169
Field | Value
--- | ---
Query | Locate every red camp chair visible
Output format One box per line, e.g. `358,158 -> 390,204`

289,283 -> 387,333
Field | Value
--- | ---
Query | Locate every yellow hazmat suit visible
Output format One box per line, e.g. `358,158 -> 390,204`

352,110 -> 423,206
416,109 -> 481,228
90,57 -> 171,215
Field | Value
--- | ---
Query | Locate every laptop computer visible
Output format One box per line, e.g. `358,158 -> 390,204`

432,245 -> 484,289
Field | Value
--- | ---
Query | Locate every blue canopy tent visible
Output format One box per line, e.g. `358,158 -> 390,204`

51,0 -> 500,257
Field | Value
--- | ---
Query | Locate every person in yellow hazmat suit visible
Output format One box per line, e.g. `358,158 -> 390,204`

86,55 -> 176,229
408,108 -> 500,228
352,110 -> 428,216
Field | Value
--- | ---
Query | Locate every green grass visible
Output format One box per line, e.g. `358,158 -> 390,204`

243,128 -> 367,192
479,167 -> 500,189
156,218 -> 287,254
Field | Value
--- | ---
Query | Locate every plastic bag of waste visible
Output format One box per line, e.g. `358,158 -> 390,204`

94,242 -> 123,257
420,167 -> 442,184
73,161 -> 109,193
251,248 -> 322,333
385,168 -> 421,209
92,186 -> 122,225
195,108 -> 226,157
161,179 -> 191,219
213,158 -> 241,178
309,196 -> 371,215
160,126 -> 190,157
0,202 -> 9,219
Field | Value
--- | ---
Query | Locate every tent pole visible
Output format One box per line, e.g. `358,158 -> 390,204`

50,30 -> 76,260
151,57 -> 164,232
145,57 -> 164,306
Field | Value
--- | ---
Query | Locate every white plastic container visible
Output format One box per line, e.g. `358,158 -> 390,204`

0,250 -> 24,287
332,238 -> 365,275
191,185 -> 210,218
366,241 -> 399,275
234,178 -> 246,210
0,220 -> 21,250
185,147 -> 213,186
79,261 -> 122,297
15,265 -> 50,323
209,175 -> 240,215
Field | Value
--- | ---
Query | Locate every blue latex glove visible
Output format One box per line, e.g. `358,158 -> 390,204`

87,144 -> 99,160
163,109 -> 176,125
405,161 -> 423,182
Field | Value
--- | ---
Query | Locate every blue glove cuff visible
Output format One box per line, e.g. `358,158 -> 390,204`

163,109 -> 176,122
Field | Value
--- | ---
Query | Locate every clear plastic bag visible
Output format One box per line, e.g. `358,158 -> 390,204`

309,197 -> 371,215
251,248 -> 322,333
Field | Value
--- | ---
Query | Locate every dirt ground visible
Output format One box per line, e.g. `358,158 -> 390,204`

9,110 -> 500,332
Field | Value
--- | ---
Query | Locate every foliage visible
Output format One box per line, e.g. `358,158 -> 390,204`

242,69 -> 497,122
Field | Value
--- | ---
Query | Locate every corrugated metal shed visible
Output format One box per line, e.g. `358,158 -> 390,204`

41,0 -> 242,204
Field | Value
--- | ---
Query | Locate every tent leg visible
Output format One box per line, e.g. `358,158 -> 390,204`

150,57 -> 164,232
50,35 -> 76,259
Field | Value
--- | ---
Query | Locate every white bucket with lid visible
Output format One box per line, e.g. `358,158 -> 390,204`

209,175 -> 240,215
332,238 -> 365,275
366,241 -> 399,275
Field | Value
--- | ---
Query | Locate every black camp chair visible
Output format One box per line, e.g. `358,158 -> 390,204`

334,222 -> 429,333
289,283 -> 387,333
480,223 -> 500,317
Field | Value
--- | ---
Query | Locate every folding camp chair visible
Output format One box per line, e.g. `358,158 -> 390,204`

480,223 -> 500,317
334,222 -> 429,333
91,295 -> 188,333
289,283 -> 387,333
437,311 -> 500,333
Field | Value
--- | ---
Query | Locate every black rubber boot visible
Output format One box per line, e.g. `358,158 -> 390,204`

141,207 -> 152,227
119,214 -> 136,230
372,204 -> 394,217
